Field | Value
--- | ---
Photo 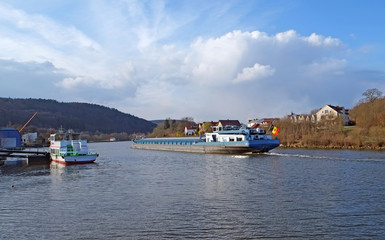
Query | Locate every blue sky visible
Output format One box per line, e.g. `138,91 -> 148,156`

0,0 -> 384,122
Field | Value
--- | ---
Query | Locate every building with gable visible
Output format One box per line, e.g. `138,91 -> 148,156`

316,105 -> 351,125
247,118 -> 279,129
22,132 -> 38,144
184,124 -> 198,135
212,120 -> 241,131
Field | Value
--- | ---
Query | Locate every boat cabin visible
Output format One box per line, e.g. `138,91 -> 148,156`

49,131 -> 89,156
205,128 -> 272,143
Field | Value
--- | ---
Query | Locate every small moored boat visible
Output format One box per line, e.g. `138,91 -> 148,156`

48,130 -> 98,165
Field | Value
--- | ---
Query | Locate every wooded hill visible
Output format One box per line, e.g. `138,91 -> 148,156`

0,98 -> 156,135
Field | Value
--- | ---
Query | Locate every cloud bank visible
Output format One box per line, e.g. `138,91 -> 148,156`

0,1 -> 383,122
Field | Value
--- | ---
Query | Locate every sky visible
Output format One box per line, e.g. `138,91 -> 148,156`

1,0 -> 384,122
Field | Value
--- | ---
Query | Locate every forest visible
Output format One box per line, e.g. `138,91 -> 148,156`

147,117 -> 195,138
0,98 -> 156,142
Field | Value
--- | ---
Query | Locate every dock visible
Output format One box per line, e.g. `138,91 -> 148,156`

0,149 -> 51,165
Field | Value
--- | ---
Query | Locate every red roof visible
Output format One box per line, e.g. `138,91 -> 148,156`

185,125 -> 197,130
328,105 -> 346,114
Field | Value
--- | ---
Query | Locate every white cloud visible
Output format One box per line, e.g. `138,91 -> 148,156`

305,33 -> 341,47
0,3 -> 102,54
303,58 -> 347,77
275,29 -> 297,43
56,76 -> 91,89
0,2 -> 108,85
233,63 -> 275,83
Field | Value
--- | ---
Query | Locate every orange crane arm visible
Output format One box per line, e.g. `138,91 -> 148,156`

19,112 -> 38,133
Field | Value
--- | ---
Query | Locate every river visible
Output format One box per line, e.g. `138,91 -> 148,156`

1,141 -> 385,239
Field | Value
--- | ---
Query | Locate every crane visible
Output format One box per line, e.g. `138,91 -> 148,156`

19,112 -> 38,133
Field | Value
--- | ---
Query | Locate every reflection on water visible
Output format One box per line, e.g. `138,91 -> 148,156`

1,142 -> 385,239
0,159 -> 50,176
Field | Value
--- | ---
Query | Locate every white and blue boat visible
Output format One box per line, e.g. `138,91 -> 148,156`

49,130 -> 98,165
132,128 -> 279,154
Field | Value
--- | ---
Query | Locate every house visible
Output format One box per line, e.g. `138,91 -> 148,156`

247,119 -> 261,128
212,120 -> 241,131
184,125 -> 197,135
22,132 -> 38,143
316,105 -> 350,125
259,118 -> 279,127
247,118 -> 279,129
288,113 -> 316,123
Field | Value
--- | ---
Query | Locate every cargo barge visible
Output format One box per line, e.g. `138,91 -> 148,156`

132,128 -> 279,154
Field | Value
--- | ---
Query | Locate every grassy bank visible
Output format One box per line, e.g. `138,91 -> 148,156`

276,98 -> 385,150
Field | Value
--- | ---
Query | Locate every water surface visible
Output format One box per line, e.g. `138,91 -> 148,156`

1,142 -> 385,239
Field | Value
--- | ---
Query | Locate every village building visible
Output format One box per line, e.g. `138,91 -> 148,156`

247,118 -> 279,129
22,132 -> 38,144
212,120 -> 241,131
316,105 -> 351,125
247,119 -> 260,128
288,112 -> 316,123
0,128 -> 22,149
184,124 -> 198,135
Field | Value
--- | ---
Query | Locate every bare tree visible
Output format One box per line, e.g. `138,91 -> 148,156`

361,88 -> 383,103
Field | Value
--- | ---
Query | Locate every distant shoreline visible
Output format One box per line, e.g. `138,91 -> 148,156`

279,144 -> 385,151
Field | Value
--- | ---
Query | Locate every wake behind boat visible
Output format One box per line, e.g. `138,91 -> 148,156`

132,128 -> 279,154
48,130 -> 98,165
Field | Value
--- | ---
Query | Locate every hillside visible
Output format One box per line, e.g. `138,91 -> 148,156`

276,96 -> 385,149
0,98 -> 156,134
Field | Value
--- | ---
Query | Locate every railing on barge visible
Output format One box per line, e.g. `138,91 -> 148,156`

133,137 -> 204,145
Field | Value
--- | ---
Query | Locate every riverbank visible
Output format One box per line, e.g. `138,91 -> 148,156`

280,143 -> 385,151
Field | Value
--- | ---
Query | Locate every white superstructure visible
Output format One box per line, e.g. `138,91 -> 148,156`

49,130 -> 98,165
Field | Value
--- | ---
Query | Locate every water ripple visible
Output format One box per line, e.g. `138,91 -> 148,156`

1,142 -> 385,239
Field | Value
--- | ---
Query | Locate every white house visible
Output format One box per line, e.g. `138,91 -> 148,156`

247,118 -> 279,128
247,119 -> 261,128
184,125 -> 197,135
22,132 -> 38,143
316,105 -> 350,125
212,120 -> 241,131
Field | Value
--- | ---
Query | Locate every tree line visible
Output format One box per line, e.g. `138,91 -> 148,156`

0,98 -> 156,142
148,117 -> 195,137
